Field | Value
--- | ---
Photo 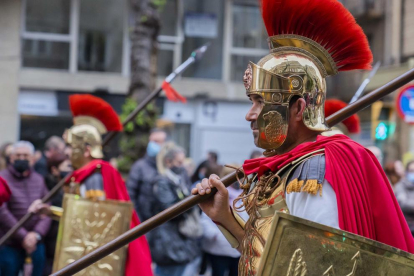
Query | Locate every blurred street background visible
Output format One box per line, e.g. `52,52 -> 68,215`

0,0 -> 413,165
2,0 -> 414,275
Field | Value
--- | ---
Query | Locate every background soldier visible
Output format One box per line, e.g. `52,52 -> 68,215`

30,94 -> 153,276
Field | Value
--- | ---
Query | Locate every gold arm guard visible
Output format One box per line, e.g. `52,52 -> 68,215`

50,206 -> 64,221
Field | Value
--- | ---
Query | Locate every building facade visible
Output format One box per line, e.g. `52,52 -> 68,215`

0,0 -> 412,164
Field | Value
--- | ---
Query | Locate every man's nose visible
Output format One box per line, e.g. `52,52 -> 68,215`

246,106 -> 258,122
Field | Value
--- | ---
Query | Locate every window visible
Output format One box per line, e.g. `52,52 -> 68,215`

22,0 -> 128,74
25,0 -> 70,34
181,0 -> 225,80
23,40 -> 70,69
224,1 -> 268,81
23,0 -> 71,70
157,0 -> 226,80
78,0 -> 124,72
157,0 -> 183,77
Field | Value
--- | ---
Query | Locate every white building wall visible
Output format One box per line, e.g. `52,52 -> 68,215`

163,99 -> 260,165
0,0 -> 21,145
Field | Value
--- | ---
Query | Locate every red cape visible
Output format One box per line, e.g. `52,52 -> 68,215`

244,135 -> 414,253
0,177 -> 11,206
68,160 -> 153,276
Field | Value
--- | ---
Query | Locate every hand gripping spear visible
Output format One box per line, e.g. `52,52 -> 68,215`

0,43 -> 210,248
51,67 -> 414,276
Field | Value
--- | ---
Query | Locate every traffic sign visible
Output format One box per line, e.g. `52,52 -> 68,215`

396,85 -> 414,124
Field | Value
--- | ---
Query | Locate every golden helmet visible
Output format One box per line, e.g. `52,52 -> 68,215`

66,95 -> 123,168
246,0 -> 373,155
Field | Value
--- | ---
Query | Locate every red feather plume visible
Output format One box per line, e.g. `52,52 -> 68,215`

325,99 -> 360,134
260,0 -> 373,71
69,94 -> 123,132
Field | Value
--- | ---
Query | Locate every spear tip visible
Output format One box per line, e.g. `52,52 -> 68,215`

192,42 -> 211,61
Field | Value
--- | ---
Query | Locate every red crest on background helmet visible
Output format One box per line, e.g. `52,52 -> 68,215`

69,94 -> 123,132
325,99 -> 360,134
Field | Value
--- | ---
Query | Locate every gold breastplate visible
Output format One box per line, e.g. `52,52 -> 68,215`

238,150 -> 323,276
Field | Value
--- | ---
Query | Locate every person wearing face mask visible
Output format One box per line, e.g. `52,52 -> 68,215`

0,141 -> 51,276
126,128 -> 167,221
395,160 -> 414,235
148,143 -> 201,276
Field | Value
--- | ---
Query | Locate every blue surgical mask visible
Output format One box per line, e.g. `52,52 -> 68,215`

407,173 -> 414,183
147,141 -> 161,157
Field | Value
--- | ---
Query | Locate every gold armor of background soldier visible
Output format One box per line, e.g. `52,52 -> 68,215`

63,115 -> 108,199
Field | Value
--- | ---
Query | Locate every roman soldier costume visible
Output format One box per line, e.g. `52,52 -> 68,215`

55,94 -> 153,276
215,0 -> 414,275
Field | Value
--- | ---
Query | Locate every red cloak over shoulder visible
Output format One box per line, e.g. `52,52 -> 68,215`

243,135 -> 414,253
67,160 -> 153,276
0,177 -> 11,206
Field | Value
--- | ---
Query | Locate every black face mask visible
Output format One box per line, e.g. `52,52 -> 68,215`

171,166 -> 184,175
60,171 -> 70,179
13,160 -> 30,173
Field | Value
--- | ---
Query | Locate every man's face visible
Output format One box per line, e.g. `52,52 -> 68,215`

245,94 -> 265,146
10,147 -> 34,166
46,141 -> 65,158
172,152 -> 185,168
149,131 -> 167,146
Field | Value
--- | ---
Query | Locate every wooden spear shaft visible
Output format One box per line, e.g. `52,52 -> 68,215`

52,67 -> 414,276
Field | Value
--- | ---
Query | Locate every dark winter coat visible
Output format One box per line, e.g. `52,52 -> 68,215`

147,170 -> 200,266
126,155 -> 158,221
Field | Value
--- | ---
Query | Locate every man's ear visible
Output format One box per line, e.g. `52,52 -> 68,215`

292,98 -> 307,121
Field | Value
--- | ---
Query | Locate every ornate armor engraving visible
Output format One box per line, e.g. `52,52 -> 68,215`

286,249 -> 307,276
258,213 -> 414,276
263,111 -> 286,144
244,64 -> 253,90
53,194 -> 132,275
237,152 -> 322,276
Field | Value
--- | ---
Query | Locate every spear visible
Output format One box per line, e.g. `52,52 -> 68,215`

349,61 -> 381,104
0,43 -> 210,247
52,67 -> 414,276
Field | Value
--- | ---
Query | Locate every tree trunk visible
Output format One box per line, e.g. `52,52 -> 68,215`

117,0 -> 161,173
129,0 -> 160,102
